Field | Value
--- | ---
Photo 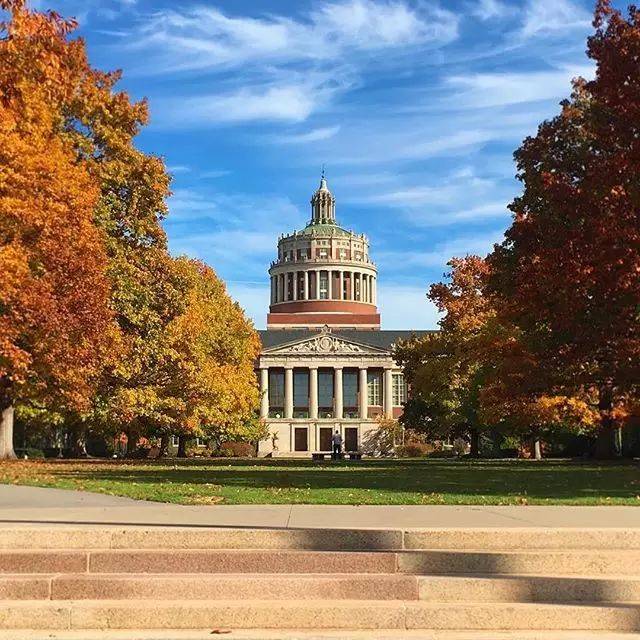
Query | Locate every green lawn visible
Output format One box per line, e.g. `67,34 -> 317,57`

0,458 -> 638,505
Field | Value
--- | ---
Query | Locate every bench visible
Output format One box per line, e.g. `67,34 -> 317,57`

312,452 -> 362,461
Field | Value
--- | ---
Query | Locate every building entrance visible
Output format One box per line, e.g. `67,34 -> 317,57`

294,427 -> 308,452
319,427 -> 332,452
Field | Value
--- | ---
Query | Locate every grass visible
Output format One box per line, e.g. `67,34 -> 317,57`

0,458 -> 639,506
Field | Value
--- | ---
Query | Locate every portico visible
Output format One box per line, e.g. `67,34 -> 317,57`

257,328 -> 408,456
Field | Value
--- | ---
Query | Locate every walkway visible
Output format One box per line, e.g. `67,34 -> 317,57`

0,485 -> 639,529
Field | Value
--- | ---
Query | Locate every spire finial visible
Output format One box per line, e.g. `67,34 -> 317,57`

321,164 -> 325,180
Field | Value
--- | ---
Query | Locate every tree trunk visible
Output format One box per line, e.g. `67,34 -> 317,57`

159,434 -> 169,458
125,429 -> 140,458
533,438 -> 542,460
177,435 -> 187,458
469,427 -> 480,458
0,404 -> 17,460
595,384 -> 622,459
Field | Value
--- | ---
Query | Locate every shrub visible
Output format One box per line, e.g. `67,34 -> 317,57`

212,441 -> 256,458
395,442 -> 433,458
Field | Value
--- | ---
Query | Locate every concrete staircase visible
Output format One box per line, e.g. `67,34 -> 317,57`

0,527 -> 638,636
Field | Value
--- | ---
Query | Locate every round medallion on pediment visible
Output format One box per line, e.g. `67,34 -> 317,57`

318,336 -> 334,352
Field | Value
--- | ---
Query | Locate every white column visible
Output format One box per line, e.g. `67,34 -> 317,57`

364,274 -> 369,303
309,367 -> 318,420
339,270 -> 344,300
293,271 -> 298,301
274,276 -> 278,304
284,367 -> 294,419
303,271 -> 309,300
260,368 -> 269,419
383,367 -> 393,418
334,367 -> 343,420
359,367 -> 368,419
279,274 -> 284,302
350,271 -> 355,301
328,270 -> 333,300
314,270 -> 320,300
372,277 -> 377,305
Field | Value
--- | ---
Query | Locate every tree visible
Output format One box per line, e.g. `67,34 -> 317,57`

395,256 -> 493,456
2,0 -> 182,452
160,258 -> 261,454
488,0 -> 640,456
0,1 -> 115,458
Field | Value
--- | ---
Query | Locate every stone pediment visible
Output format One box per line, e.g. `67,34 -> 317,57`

262,331 -> 388,357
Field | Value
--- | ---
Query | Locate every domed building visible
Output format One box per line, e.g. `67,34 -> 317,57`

267,174 -> 380,330
257,175 -> 431,457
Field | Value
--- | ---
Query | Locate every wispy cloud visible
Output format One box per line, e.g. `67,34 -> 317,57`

445,64 -> 595,109
159,85 -> 323,126
520,0 -> 592,39
470,0 -> 513,21
131,0 -> 459,74
277,126 -> 341,144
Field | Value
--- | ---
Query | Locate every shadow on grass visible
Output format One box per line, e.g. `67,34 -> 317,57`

42,458 -> 640,501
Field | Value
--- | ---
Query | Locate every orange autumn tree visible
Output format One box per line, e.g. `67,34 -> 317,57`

161,258 -> 262,456
395,256 -> 493,456
0,0 -> 181,453
488,0 -> 640,457
0,2 -> 115,458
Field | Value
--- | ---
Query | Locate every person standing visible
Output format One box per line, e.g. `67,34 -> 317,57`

331,430 -> 343,460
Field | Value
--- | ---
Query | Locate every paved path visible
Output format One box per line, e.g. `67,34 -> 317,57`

0,484 -> 639,529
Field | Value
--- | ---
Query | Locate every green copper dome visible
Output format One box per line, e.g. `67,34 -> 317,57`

298,222 -> 352,237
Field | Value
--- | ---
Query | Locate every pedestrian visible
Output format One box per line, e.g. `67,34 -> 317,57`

331,430 -> 343,460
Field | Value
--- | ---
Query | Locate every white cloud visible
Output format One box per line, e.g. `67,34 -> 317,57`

377,230 -> 505,272
446,64 -> 595,109
471,0 -> 512,21
133,1 -> 458,74
173,85 -> 320,125
167,165 -> 190,174
200,170 -> 231,179
520,0 -> 592,39
277,126 -> 341,144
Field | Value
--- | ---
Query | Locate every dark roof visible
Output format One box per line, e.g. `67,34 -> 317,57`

258,328 -> 436,351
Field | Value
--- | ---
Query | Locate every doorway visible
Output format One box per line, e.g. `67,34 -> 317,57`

345,427 -> 358,452
319,427 -> 332,452
294,427 -> 308,452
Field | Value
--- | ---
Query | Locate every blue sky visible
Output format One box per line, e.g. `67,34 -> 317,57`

32,0 -> 607,328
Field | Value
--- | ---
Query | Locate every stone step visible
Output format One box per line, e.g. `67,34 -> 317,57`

1,600 -> 640,631
4,573 -> 640,603
3,548 -> 640,576
0,631 -> 636,640
0,573 -> 419,600
1,526 -> 639,551
398,549 -> 640,576
417,575 -> 640,602
0,550 -> 396,574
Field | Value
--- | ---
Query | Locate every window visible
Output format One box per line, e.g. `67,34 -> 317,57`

318,370 -> 334,417
268,369 -> 284,418
367,371 -> 381,406
171,435 -> 179,447
318,248 -> 328,259
195,437 -> 206,447
392,374 -> 407,406
343,370 -> 358,417
319,272 -> 328,299
293,369 -> 309,418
